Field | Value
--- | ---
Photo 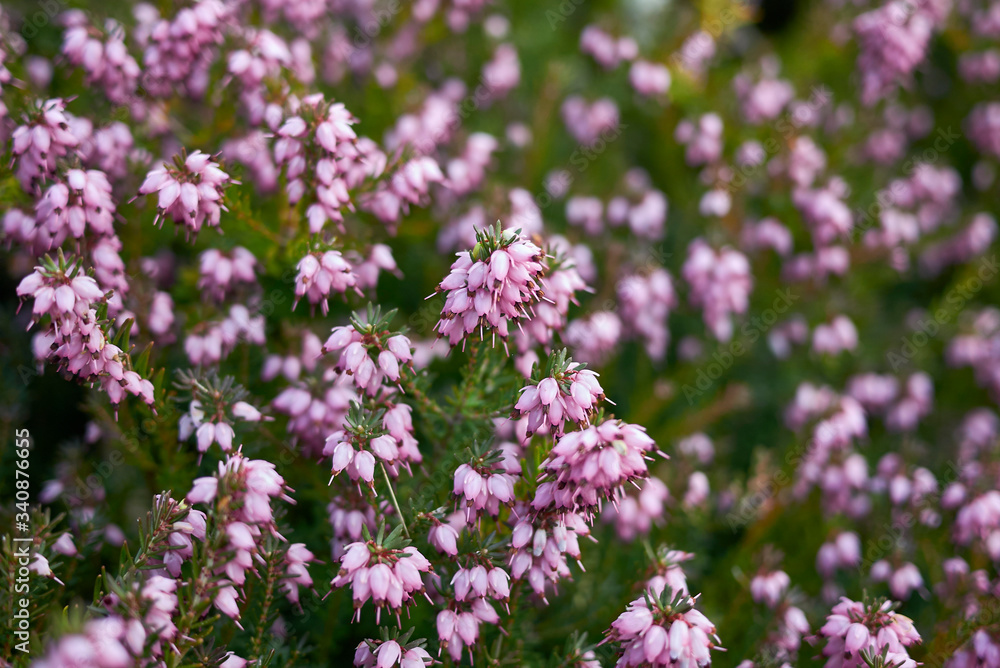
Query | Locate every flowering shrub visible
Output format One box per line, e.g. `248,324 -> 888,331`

2,0 -> 1000,666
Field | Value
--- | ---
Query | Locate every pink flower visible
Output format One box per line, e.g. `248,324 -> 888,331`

750,570 -> 790,609
214,584 -> 241,621
52,533 -> 78,557
325,403 -> 421,486
35,169 -> 116,243
561,95 -> 620,146
181,451 -> 294,595
140,0 -> 228,98
675,113 -> 723,166
331,531 -> 433,624
61,14 -> 140,105
606,580 -> 723,667
817,596 -> 921,667
282,543 -> 317,605
508,511 -> 590,602
17,254 -> 155,412
432,221 -> 545,351
481,44 -> 520,99
220,654 -> 248,668
565,311 -> 623,365
197,247 -> 257,301
580,25 -> 635,70
428,522 -> 460,556
515,240 -> 592,351
274,95 -> 362,233
630,60 -> 671,96
854,0 -> 945,106
536,420 -> 664,516
683,238 -> 753,342
437,609 -> 483,662
226,28 -> 291,124
601,477 -> 670,541
452,444 -> 519,520
322,312 -> 414,396
617,269 -> 677,361
32,616 -> 132,668
138,150 -> 232,240
293,250 -> 361,315
734,72 -> 794,124
11,98 -> 82,192
514,355 -> 605,435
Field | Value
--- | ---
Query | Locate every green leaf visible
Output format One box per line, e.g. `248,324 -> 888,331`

112,317 -> 135,351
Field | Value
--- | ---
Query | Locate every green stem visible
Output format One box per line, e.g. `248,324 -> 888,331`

380,463 -> 410,538
251,549 -> 280,660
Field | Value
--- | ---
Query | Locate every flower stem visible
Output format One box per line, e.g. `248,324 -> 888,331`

251,548 -> 280,659
380,463 -> 410,538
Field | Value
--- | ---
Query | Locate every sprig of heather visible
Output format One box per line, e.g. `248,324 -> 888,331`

605,584 -> 723,667
816,596 -> 921,668
275,93 -> 360,234
137,150 -> 233,240
331,520 -> 433,625
322,304 -> 415,396
16,250 -> 155,413
174,370 -> 268,456
326,402 -> 421,487
11,98 -> 83,193
149,448 -> 302,664
513,348 -> 606,436
431,221 -> 547,352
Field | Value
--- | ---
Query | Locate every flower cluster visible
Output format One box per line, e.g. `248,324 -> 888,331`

138,151 -> 232,239
197,247 -> 257,301
513,350 -> 605,435
11,98 -> 81,192
452,442 -> 518,521
293,249 -> 362,315
332,523 -> 433,624
322,306 -> 414,395
139,0 -> 228,98
508,510 -> 590,602
325,402 -> 421,487
186,450 -> 298,620
537,419 -> 663,516
606,583 -> 723,667
274,94 -> 360,233
35,168 -> 116,245
432,221 -> 546,350
682,239 -> 752,342
18,253 -> 154,410
61,12 -> 140,105
817,597 -> 921,668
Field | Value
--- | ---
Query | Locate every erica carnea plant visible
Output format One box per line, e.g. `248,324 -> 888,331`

3,0 -> 1000,666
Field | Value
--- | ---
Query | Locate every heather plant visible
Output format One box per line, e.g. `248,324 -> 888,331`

1,0 -> 1000,666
